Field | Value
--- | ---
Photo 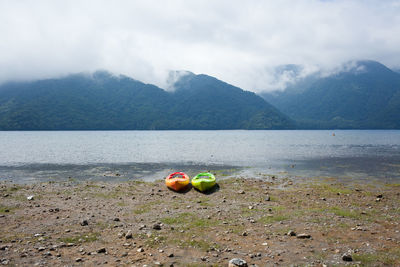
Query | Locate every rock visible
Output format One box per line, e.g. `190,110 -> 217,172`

287,230 -> 296,236
265,195 -> 270,201
241,232 -> 248,236
139,224 -> 146,230
154,262 -> 162,266
168,253 -> 174,257
376,194 -> 383,199
0,245 -> 8,250
80,220 -> 88,226
37,246 -> 46,251
229,258 -> 248,267
97,247 -> 106,253
125,230 -> 133,239
137,248 -> 144,252
296,233 -> 311,239
342,253 -> 353,261
27,195 -> 34,200
113,218 -> 120,222
152,223 -> 162,230
75,258 -> 82,262
238,190 -> 245,194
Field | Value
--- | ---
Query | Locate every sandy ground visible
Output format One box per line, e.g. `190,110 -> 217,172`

0,176 -> 399,266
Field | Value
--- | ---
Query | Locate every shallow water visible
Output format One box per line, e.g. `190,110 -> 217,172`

0,130 -> 399,183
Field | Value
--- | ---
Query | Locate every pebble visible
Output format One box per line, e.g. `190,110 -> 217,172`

139,224 -> 146,230
113,218 -> 120,221
238,190 -> 245,194
229,258 -> 248,267
265,195 -> 270,201
342,253 -> 353,261
125,230 -> 133,239
27,195 -> 34,200
75,258 -> 82,262
80,220 -> 88,226
37,247 -> 46,251
97,247 -> 106,253
152,223 -> 162,230
287,230 -> 296,236
137,248 -> 144,252
168,253 -> 174,257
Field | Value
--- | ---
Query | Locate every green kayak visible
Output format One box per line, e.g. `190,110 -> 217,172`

191,172 -> 216,192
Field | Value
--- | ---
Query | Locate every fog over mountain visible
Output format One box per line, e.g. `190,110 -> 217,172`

1,1 -> 400,92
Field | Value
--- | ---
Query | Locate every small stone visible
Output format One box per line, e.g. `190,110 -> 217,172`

287,230 -> 296,236
152,223 -> 162,230
27,195 -> 34,200
159,249 -> 164,253
238,190 -> 245,194
376,194 -> 383,199
229,258 -> 248,267
168,253 -> 174,257
265,195 -> 270,201
296,233 -> 311,239
241,232 -> 248,236
139,224 -> 146,230
342,253 -> 353,261
137,248 -> 144,252
113,218 -> 120,222
154,262 -> 162,266
80,220 -> 88,226
38,246 -> 46,251
75,258 -> 83,262
97,247 -> 106,253
125,230 -> 133,239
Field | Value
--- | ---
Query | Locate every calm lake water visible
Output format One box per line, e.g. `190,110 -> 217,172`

0,130 -> 399,183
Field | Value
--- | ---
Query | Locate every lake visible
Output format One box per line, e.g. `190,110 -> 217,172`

0,130 -> 399,183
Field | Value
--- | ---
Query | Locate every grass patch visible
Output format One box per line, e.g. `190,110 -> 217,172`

59,232 -> 100,244
133,200 -> 161,215
161,212 -> 214,228
352,248 -> 400,266
258,214 -> 289,224
0,204 -> 16,214
327,207 -> 362,220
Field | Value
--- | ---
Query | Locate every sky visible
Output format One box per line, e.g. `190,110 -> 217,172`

1,0 -> 400,92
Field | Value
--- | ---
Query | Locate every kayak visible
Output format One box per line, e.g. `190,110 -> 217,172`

165,172 -> 190,191
191,172 -> 216,192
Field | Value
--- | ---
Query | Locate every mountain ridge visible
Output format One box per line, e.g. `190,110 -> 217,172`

0,71 -> 294,130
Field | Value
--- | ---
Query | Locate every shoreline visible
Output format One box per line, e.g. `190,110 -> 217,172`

1,177 -> 399,266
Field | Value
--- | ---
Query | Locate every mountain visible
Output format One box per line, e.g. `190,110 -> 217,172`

261,60 -> 400,129
0,71 -> 293,130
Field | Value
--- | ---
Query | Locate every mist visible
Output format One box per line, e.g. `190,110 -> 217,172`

1,0 -> 400,92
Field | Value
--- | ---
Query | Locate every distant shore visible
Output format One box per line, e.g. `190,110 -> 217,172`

1,176 -> 399,266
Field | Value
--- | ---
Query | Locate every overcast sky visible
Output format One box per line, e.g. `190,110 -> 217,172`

1,0 -> 400,92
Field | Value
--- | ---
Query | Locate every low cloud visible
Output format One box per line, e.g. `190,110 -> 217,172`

1,0 -> 399,92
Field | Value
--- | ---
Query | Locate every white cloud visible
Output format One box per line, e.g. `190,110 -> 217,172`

0,0 -> 399,92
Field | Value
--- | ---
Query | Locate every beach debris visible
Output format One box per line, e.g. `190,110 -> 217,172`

27,195 -> 34,200
229,258 -> 248,267
296,233 -> 311,239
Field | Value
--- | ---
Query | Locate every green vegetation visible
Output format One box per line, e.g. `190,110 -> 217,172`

133,200 -> 161,215
161,212 -> 214,228
262,60 -> 400,129
352,248 -> 400,266
0,71 -> 293,130
59,232 -> 100,244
